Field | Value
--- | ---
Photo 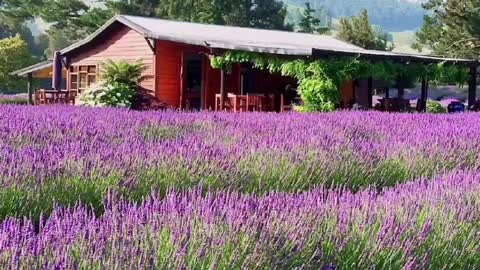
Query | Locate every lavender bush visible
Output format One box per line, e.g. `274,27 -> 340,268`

1,105 -> 480,220
0,94 -> 28,105
0,172 -> 478,269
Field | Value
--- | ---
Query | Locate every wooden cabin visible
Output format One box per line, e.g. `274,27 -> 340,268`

13,15 -> 479,111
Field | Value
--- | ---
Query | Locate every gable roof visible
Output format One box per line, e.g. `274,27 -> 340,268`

61,15 -> 366,56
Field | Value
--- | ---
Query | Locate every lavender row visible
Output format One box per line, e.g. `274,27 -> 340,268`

2,105 -> 480,218
0,171 -> 478,269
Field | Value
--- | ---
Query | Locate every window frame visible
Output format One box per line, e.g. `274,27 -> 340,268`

69,65 -> 97,93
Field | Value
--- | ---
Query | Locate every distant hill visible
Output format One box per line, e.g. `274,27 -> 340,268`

283,0 -> 426,32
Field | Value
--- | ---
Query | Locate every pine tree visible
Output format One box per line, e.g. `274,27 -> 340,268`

298,2 -> 329,34
337,9 -> 392,51
413,0 -> 480,58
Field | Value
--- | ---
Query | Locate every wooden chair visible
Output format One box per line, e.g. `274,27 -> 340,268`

35,90 -> 54,105
263,94 -> 275,112
215,93 -> 236,111
280,94 -> 291,112
246,95 -> 264,111
67,91 -> 77,105
384,98 -> 411,112
55,91 -> 68,104
34,89 -> 43,105
280,94 -> 301,112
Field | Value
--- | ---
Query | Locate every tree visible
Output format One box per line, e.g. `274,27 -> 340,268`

1,0 -> 291,60
337,9 -> 393,51
0,35 -> 32,92
0,0 -> 111,58
155,0 -> 290,30
0,15 -> 44,58
298,2 -> 329,34
413,0 -> 480,59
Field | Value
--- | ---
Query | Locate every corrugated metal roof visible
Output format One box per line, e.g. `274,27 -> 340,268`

120,15 -> 366,56
313,48 -> 477,64
14,15 -> 478,76
60,15 -> 366,56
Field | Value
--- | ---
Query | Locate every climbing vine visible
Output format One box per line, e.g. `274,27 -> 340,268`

210,51 -> 470,112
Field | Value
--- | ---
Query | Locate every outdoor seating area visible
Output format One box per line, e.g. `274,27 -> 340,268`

214,93 -> 290,112
374,98 -> 414,112
33,89 -> 77,105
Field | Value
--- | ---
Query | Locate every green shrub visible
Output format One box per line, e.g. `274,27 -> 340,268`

296,78 -> 337,112
79,81 -> 135,108
101,59 -> 147,88
427,100 -> 447,114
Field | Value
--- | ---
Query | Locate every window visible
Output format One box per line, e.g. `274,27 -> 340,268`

69,65 -> 97,93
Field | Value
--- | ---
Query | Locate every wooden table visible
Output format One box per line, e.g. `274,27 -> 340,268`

378,98 -> 411,112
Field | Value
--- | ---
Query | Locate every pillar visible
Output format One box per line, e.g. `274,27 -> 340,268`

468,65 -> 477,109
397,76 -> 405,99
27,73 -> 33,105
367,77 -> 373,109
220,68 -> 226,110
420,77 -> 428,112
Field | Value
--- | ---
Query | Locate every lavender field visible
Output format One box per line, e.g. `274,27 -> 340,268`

0,105 -> 479,269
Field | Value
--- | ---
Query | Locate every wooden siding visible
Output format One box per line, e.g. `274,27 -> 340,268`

69,25 -> 155,95
154,40 -> 296,110
340,81 -> 355,107
155,41 -> 183,107
155,40 -> 242,109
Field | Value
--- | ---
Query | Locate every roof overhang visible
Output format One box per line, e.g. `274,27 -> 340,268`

11,60 -> 53,77
312,48 -> 478,66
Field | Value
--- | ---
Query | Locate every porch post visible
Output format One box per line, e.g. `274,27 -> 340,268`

468,65 -> 477,109
397,76 -> 405,99
421,77 -> 428,112
220,68 -> 226,110
27,73 -> 33,105
367,77 -> 373,109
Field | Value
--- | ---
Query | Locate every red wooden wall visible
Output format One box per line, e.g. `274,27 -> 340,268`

155,41 -> 183,107
155,40 -> 242,109
68,23 -> 155,95
67,22 -> 296,110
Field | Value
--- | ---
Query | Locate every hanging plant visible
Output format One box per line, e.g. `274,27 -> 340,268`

210,51 -> 469,112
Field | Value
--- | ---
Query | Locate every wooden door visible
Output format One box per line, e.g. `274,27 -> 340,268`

182,53 -> 204,110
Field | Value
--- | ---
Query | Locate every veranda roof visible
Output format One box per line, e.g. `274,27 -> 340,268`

12,60 -> 53,77
14,15 -> 478,76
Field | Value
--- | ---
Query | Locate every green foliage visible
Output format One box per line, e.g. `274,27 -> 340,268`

1,0 -> 291,61
79,59 -> 147,108
156,0 -> 291,30
426,100 -> 447,114
101,59 -> 147,89
338,9 -> 393,51
0,35 -> 31,91
210,50 -> 469,112
413,0 -> 480,58
79,81 -> 136,108
298,2 -> 329,34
